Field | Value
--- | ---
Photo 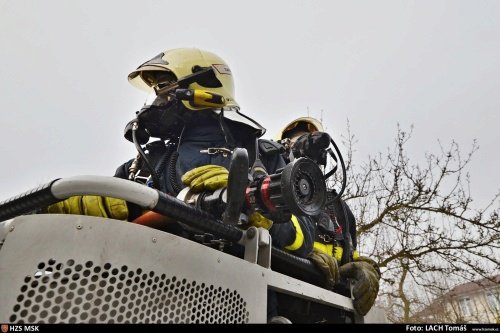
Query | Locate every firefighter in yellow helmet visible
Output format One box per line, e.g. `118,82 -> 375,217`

276,117 -> 381,316
119,49 -> 313,261
277,117 -> 349,259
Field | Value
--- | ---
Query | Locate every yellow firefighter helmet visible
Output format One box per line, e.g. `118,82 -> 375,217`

275,117 -> 324,141
128,48 -> 238,111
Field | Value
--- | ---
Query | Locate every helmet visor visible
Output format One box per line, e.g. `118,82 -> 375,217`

192,65 -> 223,88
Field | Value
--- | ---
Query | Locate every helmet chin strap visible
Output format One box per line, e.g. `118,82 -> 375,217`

215,108 -> 237,149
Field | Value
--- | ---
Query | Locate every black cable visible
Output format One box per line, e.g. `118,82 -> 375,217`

132,121 -> 161,190
234,109 -> 267,137
325,138 -> 347,204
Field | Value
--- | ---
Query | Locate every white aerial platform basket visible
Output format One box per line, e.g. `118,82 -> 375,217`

0,214 -> 354,324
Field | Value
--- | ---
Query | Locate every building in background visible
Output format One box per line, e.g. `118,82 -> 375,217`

414,275 -> 500,323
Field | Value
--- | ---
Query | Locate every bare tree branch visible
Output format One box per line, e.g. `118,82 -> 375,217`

338,123 -> 499,323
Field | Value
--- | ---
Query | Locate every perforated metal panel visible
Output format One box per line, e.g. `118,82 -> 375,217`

0,215 -> 356,324
9,259 -> 248,324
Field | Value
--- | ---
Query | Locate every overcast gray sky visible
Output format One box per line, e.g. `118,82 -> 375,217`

0,0 -> 498,208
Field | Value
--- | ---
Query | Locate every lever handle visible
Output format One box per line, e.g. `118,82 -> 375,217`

222,148 -> 249,225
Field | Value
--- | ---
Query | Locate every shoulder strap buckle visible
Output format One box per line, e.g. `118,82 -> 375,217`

200,147 -> 233,157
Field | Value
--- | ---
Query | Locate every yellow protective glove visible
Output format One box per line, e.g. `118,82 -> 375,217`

181,165 -> 229,193
339,260 -> 380,316
353,250 -> 381,278
248,212 -> 273,230
44,196 -> 129,220
308,248 -> 340,290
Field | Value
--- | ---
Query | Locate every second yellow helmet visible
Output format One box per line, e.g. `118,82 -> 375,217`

275,117 -> 324,141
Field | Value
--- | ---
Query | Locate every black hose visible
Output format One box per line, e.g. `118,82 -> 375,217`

167,151 -> 182,195
0,179 -> 60,222
132,123 -> 161,189
326,138 -> 347,204
271,246 -> 325,287
153,191 -> 244,242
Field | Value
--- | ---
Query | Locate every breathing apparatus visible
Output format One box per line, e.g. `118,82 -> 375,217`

276,118 -> 347,203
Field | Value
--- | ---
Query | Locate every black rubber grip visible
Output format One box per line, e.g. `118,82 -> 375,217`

222,148 -> 249,225
154,191 -> 244,242
0,179 -> 60,222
